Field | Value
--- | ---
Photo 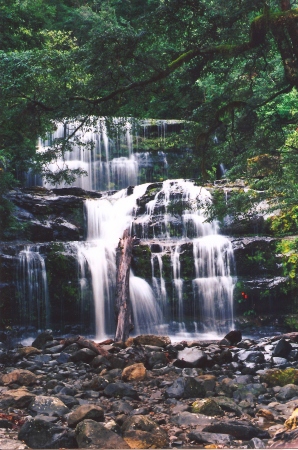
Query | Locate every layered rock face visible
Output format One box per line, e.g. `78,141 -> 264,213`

0,181 -> 292,334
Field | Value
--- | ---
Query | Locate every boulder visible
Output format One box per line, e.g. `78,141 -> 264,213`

0,388 -> 35,409
122,363 -> 146,381
165,377 -> 206,399
29,395 -> 69,417
191,399 -> 224,416
203,420 -> 270,440
122,415 -> 169,449
0,369 -> 37,386
188,430 -> 234,445
276,384 -> 298,401
174,347 -> 207,368
223,330 -> 242,345
68,404 -> 105,428
75,419 -> 130,449
18,417 -> 77,449
273,338 -> 293,358
103,382 -> 139,399
71,348 -> 97,363
133,334 -> 171,347
32,330 -> 53,349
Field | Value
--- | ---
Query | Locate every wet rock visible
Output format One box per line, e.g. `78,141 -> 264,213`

91,355 -> 111,369
112,400 -> 134,415
276,384 -> 298,401
212,396 -> 243,416
237,350 -> 265,363
122,415 -> 169,449
122,363 -> 146,381
103,382 -> 139,399
16,347 -> 41,358
133,334 -> 171,347
273,338 -> 292,358
191,398 -> 224,416
68,404 -> 105,428
71,348 -> 97,363
0,388 -> 35,409
188,430 -> 234,445
32,330 -> 53,349
82,375 -> 111,391
29,395 -> 70,417
171,411 -> 213,428
223,330 -> 242,345
56,394 -> 79,409
203,419 -> 270,440
247,437 -> 266,448
75,419 -> 130,449
165,377 -> 206,399
147,351 -> 168,369
174,347 -> 207,368
0,369 -> 37,386
18,417 -> 77,449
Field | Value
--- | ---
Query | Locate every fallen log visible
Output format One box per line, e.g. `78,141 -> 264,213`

114,229 -> 134,342
60,335 -> 110,357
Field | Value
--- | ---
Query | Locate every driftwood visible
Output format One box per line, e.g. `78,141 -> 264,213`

60,335 -> 110,357
114,229 -> 134,342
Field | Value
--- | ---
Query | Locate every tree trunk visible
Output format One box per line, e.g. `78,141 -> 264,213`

114,229 -> 134,342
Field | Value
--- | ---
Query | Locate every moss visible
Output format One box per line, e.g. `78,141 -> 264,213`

261,368 -> 298,387
131,245 -> 152,279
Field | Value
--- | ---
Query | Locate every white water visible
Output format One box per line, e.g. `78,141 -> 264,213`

28,118 -> 169,192
16,246 -> 50,329
76,183 -> 162,339
134,179 -> 235,334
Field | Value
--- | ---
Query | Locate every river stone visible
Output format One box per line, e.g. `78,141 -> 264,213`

247,437 -> 266,448
273,338 -> 292,358
122,415 -> 169,449
18,417 -> 76,449
75,419 -> 130,449
56,393 -> 79,409
165,377 -> 206,399
29,395 -> 70,416
0,369 -> 37,386
188,430 -> 234,445
91,355 -> 111,369
270,428 -> 298,448
223,330 -> 242,345
71,348 -> 97,363
171,412 -> 213,427
276,384 -> 298,401
191,398 -> 224,416
68,404 -> 104,427
174,347 -> 207,368
237,350 -> 265,363
16,346 -> 41,357
103,382 -> 139,399
285,407 -> 298,429
32,330 -> 53,349
196,374 -> 216,392
122,363 -> 146,381
133,334 -> 171,347
203,420 -> 270,440
112,400 -> 134,414
0,388 -> 36,408
212,396 -> 243,416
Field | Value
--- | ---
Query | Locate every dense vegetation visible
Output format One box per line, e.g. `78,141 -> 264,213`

2,0 -> 298,235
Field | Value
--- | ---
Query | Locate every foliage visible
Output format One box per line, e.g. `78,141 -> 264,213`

3,0 -> 298,234
261,368 -> 298,387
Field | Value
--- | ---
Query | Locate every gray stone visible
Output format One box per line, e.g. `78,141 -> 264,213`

273,338 -> 292,358
203,420 -> 270,440
165,377 -> 206,399
171,411 -> 213,427
174,347 -> 207,368
247,437 -> 266,448
75,419 -> 130,449
18,417 -> 76,449
71,348 -> 97,363
103,382 -> 139,399
188,430 -> 234,445
237,351 -> 265,363
276,384 -> 298,401
29,395 -> 70,417
68,404 -> 104,427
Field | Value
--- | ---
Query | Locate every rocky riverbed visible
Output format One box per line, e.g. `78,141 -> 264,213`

1,330 -> 298,449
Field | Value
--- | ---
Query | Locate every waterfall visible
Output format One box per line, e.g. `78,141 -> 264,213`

27,118 -> 169,191
16,246 -> 50,329
76,183 -> 162,340
133,179 -> 235,334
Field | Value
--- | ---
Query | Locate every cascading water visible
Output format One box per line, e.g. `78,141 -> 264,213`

133,179 -> 235,334
16,246 -> 50,329
27,118 -> 169,191
76,183 -> 163,340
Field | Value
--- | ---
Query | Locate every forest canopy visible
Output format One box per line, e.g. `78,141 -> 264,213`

2,0 -> 298,229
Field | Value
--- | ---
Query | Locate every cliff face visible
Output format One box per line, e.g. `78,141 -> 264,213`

0,183 -> 294,334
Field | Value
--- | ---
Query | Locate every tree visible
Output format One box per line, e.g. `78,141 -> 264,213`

2,0 -> 298,233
